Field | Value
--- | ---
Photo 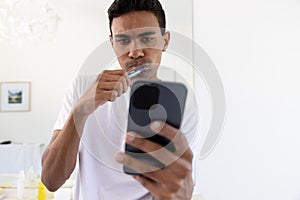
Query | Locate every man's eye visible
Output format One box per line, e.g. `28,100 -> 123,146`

141,37 -> 155,43
117,39 -> 131,45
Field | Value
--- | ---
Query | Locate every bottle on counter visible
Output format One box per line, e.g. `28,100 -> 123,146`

17,170 -> 25,199
38,181 -> 47,200
27,165 -> 37,200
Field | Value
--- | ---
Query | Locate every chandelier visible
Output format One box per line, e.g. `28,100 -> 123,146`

0,0 -> 61,44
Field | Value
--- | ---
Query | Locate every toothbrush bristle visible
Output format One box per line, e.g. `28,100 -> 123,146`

128,65 -> 147,78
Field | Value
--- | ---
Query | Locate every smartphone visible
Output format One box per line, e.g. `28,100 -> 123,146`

124,79 -> 187,175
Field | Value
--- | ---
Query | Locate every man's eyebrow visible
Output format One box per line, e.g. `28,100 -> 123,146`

114,34 -> 130,38
113,31 -> 157,38
138,31 -> 157,37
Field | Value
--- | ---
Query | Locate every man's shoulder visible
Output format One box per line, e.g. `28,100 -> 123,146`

72,75 -> 98,94
73,75 -> 97,87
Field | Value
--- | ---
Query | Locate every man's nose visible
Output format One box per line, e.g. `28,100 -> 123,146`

128,41 -> 144,59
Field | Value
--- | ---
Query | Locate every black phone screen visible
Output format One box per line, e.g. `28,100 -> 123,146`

124,80 -> 187,175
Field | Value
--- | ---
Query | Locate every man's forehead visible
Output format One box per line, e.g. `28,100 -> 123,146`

111,11 -> 161,35
112,27 -> 161,37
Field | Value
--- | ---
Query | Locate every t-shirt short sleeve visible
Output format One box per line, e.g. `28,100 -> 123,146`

181,92 -> 201,154
52,75 -> 96,132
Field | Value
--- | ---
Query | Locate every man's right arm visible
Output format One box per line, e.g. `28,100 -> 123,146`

41,70 -> 130,192
41,110 -> 85,192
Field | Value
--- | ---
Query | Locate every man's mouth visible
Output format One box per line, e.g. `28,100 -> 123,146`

125,58 -> 152,69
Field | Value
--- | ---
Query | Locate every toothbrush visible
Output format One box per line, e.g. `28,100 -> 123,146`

128,65 -> 148,78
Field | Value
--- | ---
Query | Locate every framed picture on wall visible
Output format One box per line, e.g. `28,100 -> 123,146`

0,82 -> 31,112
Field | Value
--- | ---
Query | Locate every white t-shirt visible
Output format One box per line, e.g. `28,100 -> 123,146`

53,75 -> 200,200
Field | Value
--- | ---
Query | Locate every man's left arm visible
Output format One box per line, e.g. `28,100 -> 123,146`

115,121 -> 194,200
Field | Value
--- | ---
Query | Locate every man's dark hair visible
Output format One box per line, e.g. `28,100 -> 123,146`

108,0 -> 166,36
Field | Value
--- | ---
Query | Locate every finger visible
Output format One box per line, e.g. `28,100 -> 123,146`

108,69 -> 126,74
150,121 -> 178,140
102,74 -> 124,82
114,81 -> 123,97
140,155 -> 192,184
98,73 -> 125,82
151,121 -> 188,148
126,132 -> 178,166
150,121 -> 192,160
97,90 -> 118,102
134,176 -> 173,200
103,69 -> 126,75
124,72 -> 131,86
98,80 -> 124,97
120,76 -> 129,93
115,152 -> 160,174
98,82 -> 120,90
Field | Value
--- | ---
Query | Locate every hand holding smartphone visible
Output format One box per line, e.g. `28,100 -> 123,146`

124,79 -> 187,175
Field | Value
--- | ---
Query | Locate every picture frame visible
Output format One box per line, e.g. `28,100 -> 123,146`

0,82 -> 31,112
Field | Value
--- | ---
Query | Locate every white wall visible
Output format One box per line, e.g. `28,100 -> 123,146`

193,0 -> 300,199
0,0 -> 108,143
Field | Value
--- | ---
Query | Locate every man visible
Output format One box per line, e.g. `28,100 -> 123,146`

42,0 -> 199,199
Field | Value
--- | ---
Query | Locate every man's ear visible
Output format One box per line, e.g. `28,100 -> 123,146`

162,31 -> 170,52
109,35 -> 113,46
